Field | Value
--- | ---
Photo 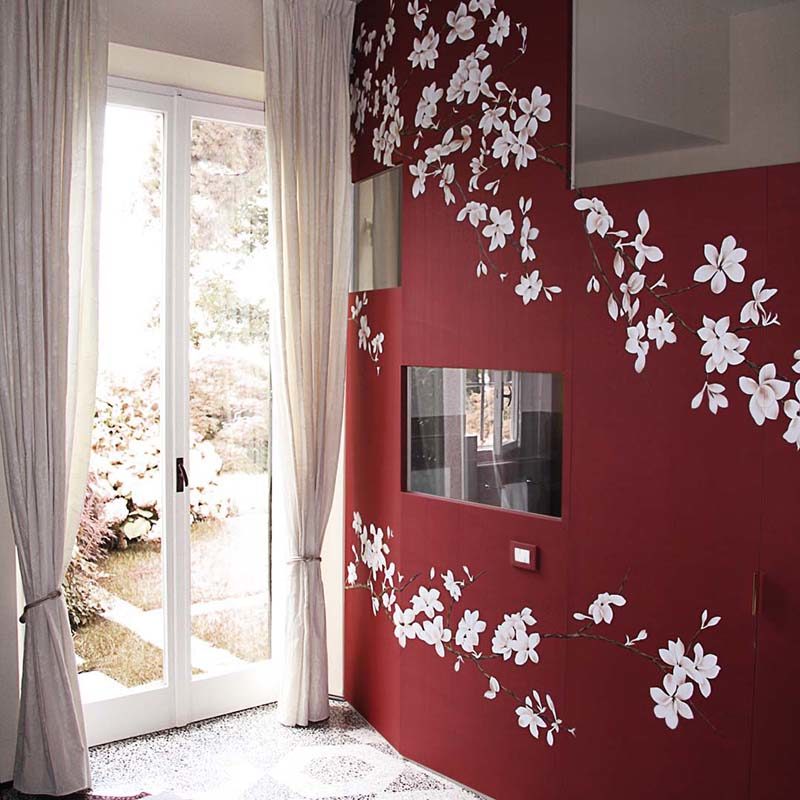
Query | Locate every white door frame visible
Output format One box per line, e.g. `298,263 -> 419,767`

84,80 -> 277,746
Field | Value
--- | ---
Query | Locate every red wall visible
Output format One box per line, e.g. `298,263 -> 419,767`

345,3 -> 799,798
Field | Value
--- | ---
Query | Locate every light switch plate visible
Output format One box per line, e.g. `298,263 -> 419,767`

510,541 -> 538,572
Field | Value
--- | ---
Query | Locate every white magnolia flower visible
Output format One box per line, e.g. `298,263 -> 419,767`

442,569 -> 462,601
488,10 -> 511,45
483,675 -> 500,700
698,316 -> 749,374
407,0 -> 428,30
511,631 -> 541,666
586,275 -> 600,293
463,64 -> 493,104
469,0 -> 495,18
739,363 -> 790,425
393,605 -> 419,648
476,261 -> 488,277
371,595 -> 380,616
492,122 -> 517,167
700,609 -> 722,630
519,217 -> 539,262
385,16 -> 396,45
691,381 -> 729,415
625,629 -> 648,647
409,27 -> 439,70
574,592 -> 626,625
793,349 -> 800,374
409,159 -> 428,198
516,696 -> 547,738
411,586 -> 444,618
783,382 -> 800,449
457,200 -> 488,227
346,562 -> 358,586
439,163 -> 456,206
632,210 -> 664,269
514,86 -> 551,137
646,308 -> 677,349
515,271 -> 543,305
358,315 -> 371,350
574,197 -> 613,238
694,235 -> 747,294
680,643 -> 720,698
740,278 -> 778,325
415,82 -> 443,128
482,206 -> 514,251
491,619 -> 517,660
650,667 -> 694,730
446,3 -> 476,44
419,615 -> 452,657
658,638 -> 685,668
479,102 -> 506,135
370,331 -> 384,357
625,322 -> 649,373
455,609 -> 486,653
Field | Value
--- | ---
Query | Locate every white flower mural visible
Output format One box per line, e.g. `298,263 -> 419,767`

346,511 -> 724,745
350,0 -> 797,451
350,292 -> 385,374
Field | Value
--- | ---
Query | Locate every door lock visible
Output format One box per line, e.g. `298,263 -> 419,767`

176,457 -> 189,493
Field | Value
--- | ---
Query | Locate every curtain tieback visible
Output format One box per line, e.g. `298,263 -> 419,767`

287,555 -> 322,564
19,589 -> 62,623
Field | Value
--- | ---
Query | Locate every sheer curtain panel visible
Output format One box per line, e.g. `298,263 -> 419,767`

262,0 -> 355,726
0,0 -> 107,793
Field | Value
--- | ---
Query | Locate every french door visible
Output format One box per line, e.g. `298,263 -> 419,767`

74,80 -> 277,745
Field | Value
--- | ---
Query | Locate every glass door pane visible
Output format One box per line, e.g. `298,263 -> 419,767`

71,104 -> 166,701
187,117 -> 271,677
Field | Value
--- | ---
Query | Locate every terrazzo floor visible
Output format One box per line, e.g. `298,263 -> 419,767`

33,701 -> 479,800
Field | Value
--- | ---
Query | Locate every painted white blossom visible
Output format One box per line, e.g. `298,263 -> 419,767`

446,3 -> 476,44
680,643 -> 720,698
419,615 -> 452,657
484,675 -> 500,700
408,27 -> 439,70
646,308 -> 677,349
415,82 -> 443,128
514,86 -> 551,137
700,609 -> 722,630
691,382 -> 729,415
457,200 -> 488,227
650,667 -> 694,730
469,0 -> 495,18
488,10 -> 511,45
516,695 -> 548,738
491,619 -> 517,660
520,217 -> 539,262
574,197 -> 613,237
393,605 -> 419,648
658,638 -> 686,668
794,349 -> 800,374
439,163 -> 456,206
492,122 -> 517,167
463,64 -> 493,104
574,592 -> 627,625
482,206 -> 514,251
411,586 -> 445,619
739,363 -> 790,425
385,16 -> 396,45
479,102 -> 506,134
697,316 -> 749,374
476,260 -> 488,277
364,29 -> 376,56
586,275 -> 600,293
740,278 -> 778,325
783,382 -> 800,449
346,562 -> 359,586
694,235 -> 747,294
442,569 -> 462,601
632,210 -> 664,269
409,159 -> 429,198
407,0 -> 428,31
358,315 -> 371,350
511,631 -> 541,666
455,609 -> 487,653
625,321 -> 649,373
515,271 -> 543,305
625,629 -> 648,647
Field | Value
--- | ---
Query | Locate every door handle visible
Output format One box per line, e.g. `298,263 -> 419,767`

176,457 -> 189,493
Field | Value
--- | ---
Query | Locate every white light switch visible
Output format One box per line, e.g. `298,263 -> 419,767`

510,541 -> 538,572
514,547 -> 531,564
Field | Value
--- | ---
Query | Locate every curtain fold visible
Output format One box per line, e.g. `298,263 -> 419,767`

0,0 -> 107,793
262,0 -> 355,726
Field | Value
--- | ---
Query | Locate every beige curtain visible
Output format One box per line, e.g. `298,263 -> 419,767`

262,0 -> 354,726
0,0 -> 107,793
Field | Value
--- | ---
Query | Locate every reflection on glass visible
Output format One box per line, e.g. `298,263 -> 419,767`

189,118 -> 271,674
406,367 -> 562,517
73,105 -> 165,700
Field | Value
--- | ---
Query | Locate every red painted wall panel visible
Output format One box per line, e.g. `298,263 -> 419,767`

344,3 -> 799,798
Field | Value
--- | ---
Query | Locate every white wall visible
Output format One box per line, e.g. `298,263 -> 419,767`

575,0 -> 800,186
